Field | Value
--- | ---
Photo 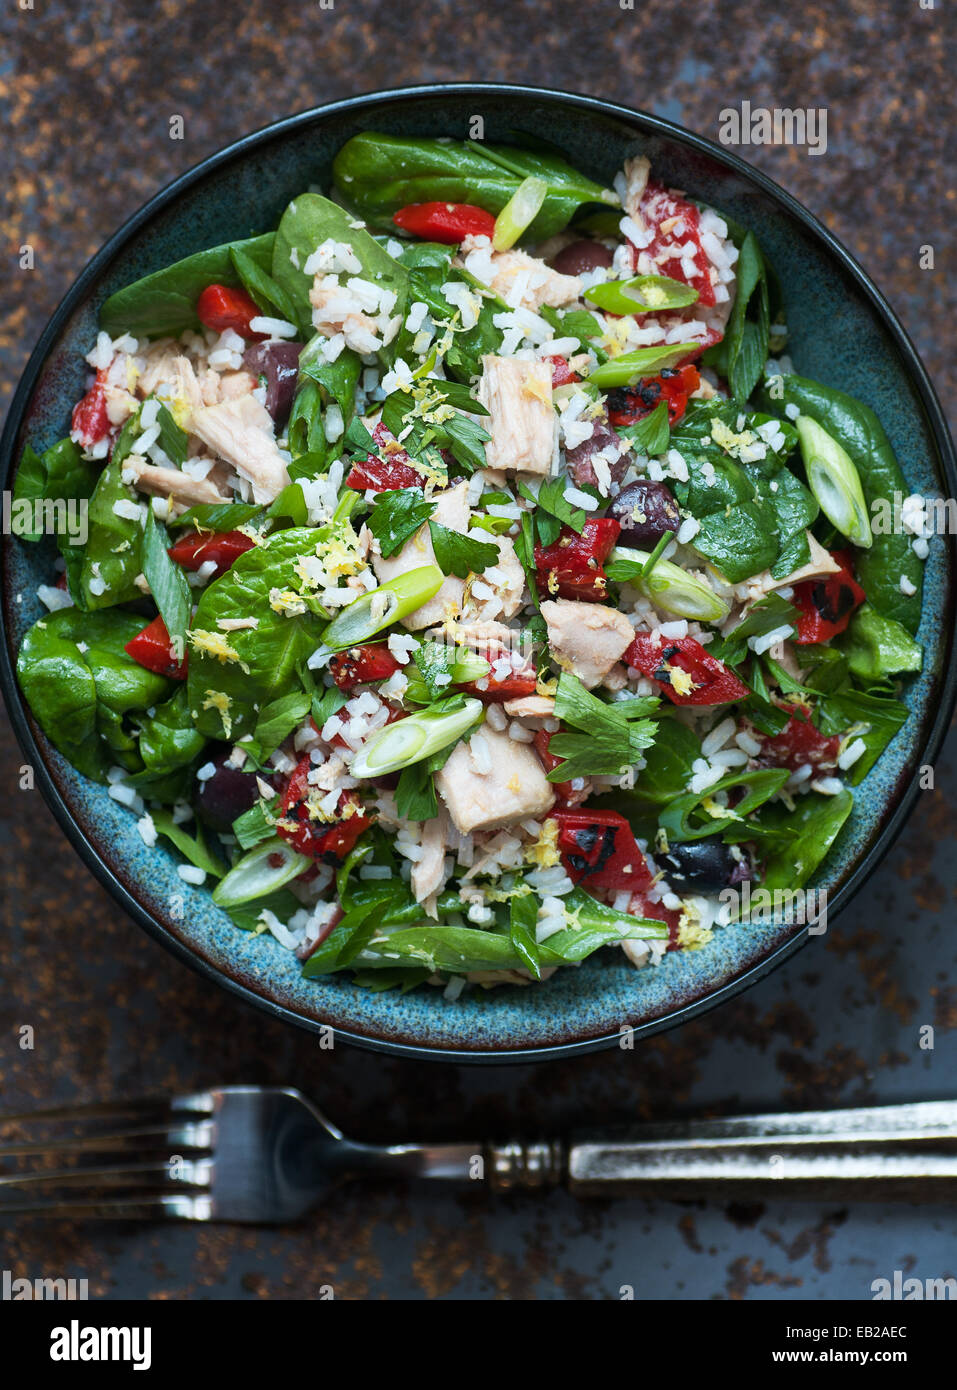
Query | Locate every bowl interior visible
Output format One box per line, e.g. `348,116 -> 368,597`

2,87 -> 954,1059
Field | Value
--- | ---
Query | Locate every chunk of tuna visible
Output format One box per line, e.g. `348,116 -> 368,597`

541,598 -> 634,688
502,695 -> 556,718
411,806 -> 450,914
478,355 -> 554,476
372,480 -> 471,630
191,395 -> 290,504
122,456 -> 230,510
460,235 -> 582,310
436,727 -> 555,834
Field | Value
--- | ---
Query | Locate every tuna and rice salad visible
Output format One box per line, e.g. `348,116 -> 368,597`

13,132 -> 928,994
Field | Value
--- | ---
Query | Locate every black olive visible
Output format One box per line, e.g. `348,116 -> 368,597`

659,837 -> 740,892
607,479 -> 682,550
549,239 -> 614,277
242,341 -> 302,428
196,747 -> 271,831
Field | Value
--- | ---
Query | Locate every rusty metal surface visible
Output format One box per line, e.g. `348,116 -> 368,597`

0,0 -> 954,1299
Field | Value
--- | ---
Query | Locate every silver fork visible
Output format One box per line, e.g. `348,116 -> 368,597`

3,1088 -> 957,1222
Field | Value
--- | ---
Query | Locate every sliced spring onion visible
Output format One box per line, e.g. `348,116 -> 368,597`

492,176 -> 548,251
639,530 -> 675,578
450,650 -> 492,683
588,343 -> 695,389
322,565 -> 444,651
211,836 -> 311,909
796,415 -> 872,548
350,698 -> 484,779
605,545 -> 730,622
585,274 -> 699,316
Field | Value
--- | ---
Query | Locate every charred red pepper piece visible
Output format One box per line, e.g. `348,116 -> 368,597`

124,615 -> 187,680
167,529 -> 257,579
624,633 -> 749,706
329,643 -> 401,691
277,754 -> 371,863
196,283 -> 266,340
533,729 -> 578,804
554,809 -> 654,896
346,422 -> 425,492
756,708 -> 841,772
792,550 -> 866,645
534,518 -> 621,601
546,354 -> 581,388
70,369 -> 111,447
606,365 -> 700,428
392,201 -> 497,244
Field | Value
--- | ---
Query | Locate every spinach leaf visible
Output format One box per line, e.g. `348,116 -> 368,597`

754,789 -> 853,891
509,893 -> 541,979
150,810 -> 226,879
271,192 -> 408,347
12,437 -> 98,544
142,510 -> 191,649
816,687 -> 909,784
754,372 -> 922,631
100,233 -> 275,339
170,501 -> 262,532
840,605 -> 922,682
241,690 -> 312,764
659,767 -> 791,842
17,609 -> 172,780
230,245 -> 301,332
186,528 -> 327,738
294,335 -> 362,464
702,228 -> 771,400
77,461 -> 145,609
709,593 -> 797,667
136,686 -> 207,778
153,403 -> 189,466
332,133 -> 614,241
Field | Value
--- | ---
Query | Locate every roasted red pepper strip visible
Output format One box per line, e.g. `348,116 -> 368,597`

167,529 -> 257,579
124,615 -> 187,680
70,369 -> 111,447
756,710 -> 841,772
792,551 -> 866,644
554,810 -> 654,896
546,354 -> 581,388
464,668 -> 538,703
624,633 -> 749,706
533,729 -> 578,804
393,201 -> 497,244
628,889 -> 683,950
346,422 -> 425,492
629,183 -> 716,307
196,283 -> 265,340
329,643 -> 401,691
534,518 -> 621,601
606,365 -> 700,428
277,754 -> 371,864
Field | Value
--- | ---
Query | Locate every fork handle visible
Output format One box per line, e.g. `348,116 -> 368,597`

489,1099 -> 957,1198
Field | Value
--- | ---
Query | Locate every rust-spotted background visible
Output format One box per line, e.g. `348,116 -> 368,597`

1,0 -> 955,1300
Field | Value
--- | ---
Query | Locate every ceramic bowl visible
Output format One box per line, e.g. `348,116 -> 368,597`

2,84 -> 954,1061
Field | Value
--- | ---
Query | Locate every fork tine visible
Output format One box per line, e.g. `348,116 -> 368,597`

0,1193 -> 213,1221
0,1098 -> 175,1129
0,1157 -> 213,1191
0,1120 -> 213,1160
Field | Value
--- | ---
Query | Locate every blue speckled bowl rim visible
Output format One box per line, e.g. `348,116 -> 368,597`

1,83 -> 955,1064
